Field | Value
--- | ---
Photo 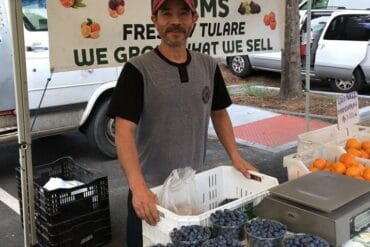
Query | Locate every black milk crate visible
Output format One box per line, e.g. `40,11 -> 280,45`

36,208 -> 111,247
16,157 -> 110,224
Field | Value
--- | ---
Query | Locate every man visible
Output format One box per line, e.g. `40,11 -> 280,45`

107,0 -> 257,246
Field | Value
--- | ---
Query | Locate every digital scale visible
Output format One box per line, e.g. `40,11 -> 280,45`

255,172 -> 370,246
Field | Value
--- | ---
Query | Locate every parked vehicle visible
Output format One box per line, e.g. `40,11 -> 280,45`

0,0 -> 119,158
299,0 -> 370,11
226,9 -> 370,93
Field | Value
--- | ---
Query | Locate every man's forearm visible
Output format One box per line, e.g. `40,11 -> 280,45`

115,117 -> 147,191
211,109 -> 240,161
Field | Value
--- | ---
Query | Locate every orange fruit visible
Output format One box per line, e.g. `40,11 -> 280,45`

339,153 -> 356,166
345,166 -> 362,177
323,167 -> 332,172
347,148 -> 362,157
353,163 -> 366,174
362,141 -> 370,150
331,162 -> 346,174
325,161 -> 333,169
312,158 -> 327,169
363,168 -> 370,181
365,148 -> 370,155
346,138 -> 361,150
359,149 -> 369,159
309,166 -> 319,172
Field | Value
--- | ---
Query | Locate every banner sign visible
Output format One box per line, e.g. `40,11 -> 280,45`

337,91 -> 359,130
48,0 -> 285,72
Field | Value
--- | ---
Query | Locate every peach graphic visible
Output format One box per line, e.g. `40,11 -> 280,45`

81,18 -> 101,39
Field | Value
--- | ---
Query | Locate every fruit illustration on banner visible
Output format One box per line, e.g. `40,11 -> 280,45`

238,0 -> 261,15
108,0 -> 125,18
81,18 -> 101,39
60,0 -> 86,8
263,11 -> 277,30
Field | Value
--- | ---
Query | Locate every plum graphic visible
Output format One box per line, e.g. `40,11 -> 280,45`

250,1 -> 261,14
108,0 -> 125,18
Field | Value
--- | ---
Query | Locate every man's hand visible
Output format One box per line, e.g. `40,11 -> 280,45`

131,185 -> 160,225
232,155 -> 258,178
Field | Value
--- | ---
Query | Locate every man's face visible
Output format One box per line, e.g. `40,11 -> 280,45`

151,0 -> 198,48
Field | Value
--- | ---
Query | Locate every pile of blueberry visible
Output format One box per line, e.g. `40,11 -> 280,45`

170,225 -> 211,246
201,235 -> 243,247
245,218 -> 287,247
210,209 -> 247,240
150,244 -> 175,247
283,233 -> 329,247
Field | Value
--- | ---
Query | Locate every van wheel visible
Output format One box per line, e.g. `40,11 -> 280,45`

330,69 -> 364,93
227,55 -> 253,77
87,99 -> 117,159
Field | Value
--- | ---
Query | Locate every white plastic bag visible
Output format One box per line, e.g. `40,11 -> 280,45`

158,167 -> 201,215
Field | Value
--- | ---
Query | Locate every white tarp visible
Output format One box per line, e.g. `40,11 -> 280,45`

48,0 -> 285,72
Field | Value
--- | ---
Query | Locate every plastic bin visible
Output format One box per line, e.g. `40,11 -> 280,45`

283,144 -> 346,181
142,166 -> 279,246
36,208 -> 111,247
16,157 -> 110,224
283,144 -> 370,181
297,124 -> 370,153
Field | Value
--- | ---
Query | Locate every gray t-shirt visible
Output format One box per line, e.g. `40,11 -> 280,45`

108,49 -> 231,186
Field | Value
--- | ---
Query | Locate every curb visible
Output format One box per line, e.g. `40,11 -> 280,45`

227,84 -> 370,122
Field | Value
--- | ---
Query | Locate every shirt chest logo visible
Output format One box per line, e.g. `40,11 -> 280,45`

202,86 -> 211,104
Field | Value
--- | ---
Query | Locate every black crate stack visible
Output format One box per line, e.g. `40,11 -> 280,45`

16,157 -> 111,247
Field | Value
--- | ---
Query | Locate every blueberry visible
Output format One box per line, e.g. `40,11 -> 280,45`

170,225 -> 211,246
283,233 -> 329,247
246,218 -> 287,246
202,235 -> 243,247
210,209 -> 247,240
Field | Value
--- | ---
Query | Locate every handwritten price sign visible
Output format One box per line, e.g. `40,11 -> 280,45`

336,91 -> 359,130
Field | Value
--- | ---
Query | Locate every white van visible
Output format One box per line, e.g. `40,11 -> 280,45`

299,0 -> 370,11
226,9 -> 370,93
0,0 -> 118,158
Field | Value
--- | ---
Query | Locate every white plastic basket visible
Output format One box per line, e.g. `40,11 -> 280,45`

142,166 -> 279,246
283,145 -> 346,181
297,124 -> 370,153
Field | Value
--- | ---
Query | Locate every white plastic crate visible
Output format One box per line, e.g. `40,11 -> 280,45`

283,145 -> 346,181
297,124 -> 370,153
142,166 -> 279,246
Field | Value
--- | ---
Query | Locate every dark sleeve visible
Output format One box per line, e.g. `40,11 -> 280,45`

106,62 -> 143,124
211,65 -> 232,111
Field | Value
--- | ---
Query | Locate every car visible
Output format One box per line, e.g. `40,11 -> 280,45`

299,0 -> 370,11
226,9 -> 370,93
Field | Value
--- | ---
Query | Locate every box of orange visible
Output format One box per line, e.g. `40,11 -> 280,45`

297,124 -> 370,153
283,144 -> 370,181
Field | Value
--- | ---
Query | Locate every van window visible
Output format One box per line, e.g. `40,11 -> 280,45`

324,15 -> 370,41
22,0 -> 47,31
299,0 -> 329,10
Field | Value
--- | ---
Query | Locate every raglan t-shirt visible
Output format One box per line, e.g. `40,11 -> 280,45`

107,48 -> 232,186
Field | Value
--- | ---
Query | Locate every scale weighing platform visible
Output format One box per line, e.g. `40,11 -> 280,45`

255,171 -> 370,246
